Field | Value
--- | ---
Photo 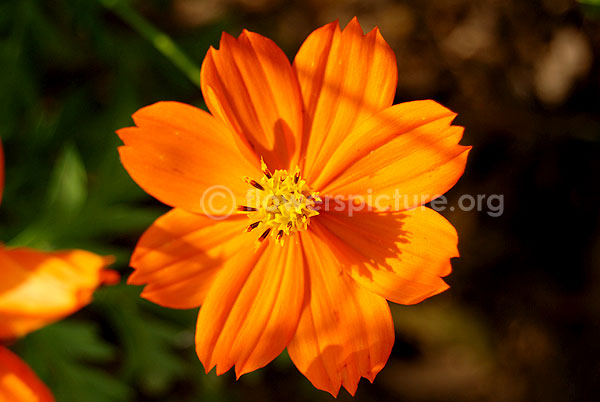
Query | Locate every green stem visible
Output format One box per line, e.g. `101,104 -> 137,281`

100,0 -> 201,88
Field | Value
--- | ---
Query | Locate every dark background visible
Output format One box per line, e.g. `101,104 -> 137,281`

1,0 -> 599,401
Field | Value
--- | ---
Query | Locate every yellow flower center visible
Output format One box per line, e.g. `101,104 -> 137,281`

238,159 -> 320,246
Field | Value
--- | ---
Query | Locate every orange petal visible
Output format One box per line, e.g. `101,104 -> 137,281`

195,238 -> 305,378
118,101 -> 261,215
319,101 -> 471,210
0,247 -> 113,339
287,230 -> 394,397
0,346 -> 54,402
293,17 -> 397,182
315,206 -> 456,305
200,30 -> 304,170
128,208 -> 249,309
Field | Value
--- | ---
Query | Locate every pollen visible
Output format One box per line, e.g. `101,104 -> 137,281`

238,158 -> 321,246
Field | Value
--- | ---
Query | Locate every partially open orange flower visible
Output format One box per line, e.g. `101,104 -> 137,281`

0,347 -> 54,402
119,18 -> 470,396
0,141 -> 117,401
0,248 -> 116,340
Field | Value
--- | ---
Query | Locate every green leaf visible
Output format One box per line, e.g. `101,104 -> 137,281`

47,143 -> 88,219
7,143 -> 88,248
94,285 -> 189,396
18,320 -> 132,402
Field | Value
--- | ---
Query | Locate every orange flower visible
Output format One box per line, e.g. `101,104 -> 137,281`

0,248 -> 116,340
0,141 -> 117,401
119,18 -> 470,396
0,347 -> 54,402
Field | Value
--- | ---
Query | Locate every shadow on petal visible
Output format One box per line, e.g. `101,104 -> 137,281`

312,203 -> 457,305
128,209 -> 248,309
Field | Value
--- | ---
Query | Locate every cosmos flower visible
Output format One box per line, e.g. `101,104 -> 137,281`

119,17 -> 470,396
0,248 -> 116,340
0,346 -> 54,402
0,141 -> 117,401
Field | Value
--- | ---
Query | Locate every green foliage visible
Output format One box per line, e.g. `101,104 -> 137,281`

18,321 -> 132,402
94,285 -> 190,396
578,0 -> 600,17
0,1 -> 230,400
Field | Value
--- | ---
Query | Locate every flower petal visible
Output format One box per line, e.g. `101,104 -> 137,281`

128,208 -> 248,309
293,17 -> 398,182
200,30 -> 304,170
0,248 -> 113,339
318,101 -> 471,210
195,238 -> 305,378
315,206 -> 456,305
118,101 -> 261,215
287,229 -> 394,397
0,346 -> 54,402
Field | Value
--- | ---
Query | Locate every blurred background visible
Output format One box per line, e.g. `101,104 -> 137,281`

1,0 -> 599,401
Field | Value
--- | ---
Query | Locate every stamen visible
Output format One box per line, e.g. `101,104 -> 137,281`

244,177 -> 264,191
243,159 -> 320,246
259,228 -> 271,242
246,221 -> 260,232
237,206 -> 258,212
261,158 -> 272,179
